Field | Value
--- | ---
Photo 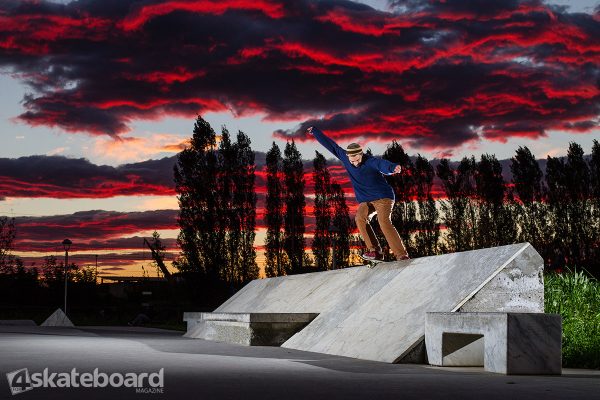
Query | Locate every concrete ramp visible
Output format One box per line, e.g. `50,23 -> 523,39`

41,308 -> 74,327
188,243 -> 544,363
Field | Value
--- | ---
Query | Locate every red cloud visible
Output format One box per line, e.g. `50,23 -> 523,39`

0,177 -> 174,198
120,0 -> 286,31
0,13 -> 111,55
13,210 -> 179,242
315,9 -> 424,37
0,0 -> 598,160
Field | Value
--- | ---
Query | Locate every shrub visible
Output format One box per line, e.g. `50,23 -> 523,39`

545,269 -> 600,369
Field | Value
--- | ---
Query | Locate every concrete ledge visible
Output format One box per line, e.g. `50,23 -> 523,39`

184,312 -> 318,346
201,312 -> 320,323
425,312 -> 562,375
183,312 -> 203,332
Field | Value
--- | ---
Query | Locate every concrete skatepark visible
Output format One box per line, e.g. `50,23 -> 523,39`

1,243 -> 599,398
185,243 -> 561,373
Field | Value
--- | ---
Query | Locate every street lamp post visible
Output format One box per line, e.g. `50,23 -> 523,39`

62,239 -> 72,317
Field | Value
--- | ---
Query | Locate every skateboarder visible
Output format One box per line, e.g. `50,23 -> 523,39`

307,126 -> 409,262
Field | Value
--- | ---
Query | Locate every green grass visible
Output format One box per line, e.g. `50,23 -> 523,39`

545,269 -> 600,369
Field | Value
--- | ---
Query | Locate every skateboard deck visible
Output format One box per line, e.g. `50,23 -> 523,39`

360,256 -> 384,269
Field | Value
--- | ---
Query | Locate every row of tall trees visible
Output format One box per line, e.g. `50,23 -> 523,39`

175,117 -> 355,284
304,151 -> 352,272
175,117 -> 600,281
378,140 -> 600,276
174,117 -> 258,288
263,141 -> 309,276
262,143 -> 354,276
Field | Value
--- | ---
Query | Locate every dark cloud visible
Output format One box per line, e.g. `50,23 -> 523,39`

13,209 -> 178,241
99,267 -> 126,271
0,149 -> 352,203
0,0 -> 596,152
388,0 -> 522,15
0,155 -> 176,198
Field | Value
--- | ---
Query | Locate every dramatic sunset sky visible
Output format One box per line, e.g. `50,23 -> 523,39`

1,0 -> 598,277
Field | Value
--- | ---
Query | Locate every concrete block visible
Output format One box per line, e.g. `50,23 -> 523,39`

183,312 -> 203,332
184,312 -> 318,346
425,312 -> 562,374
456,248 -> 545,312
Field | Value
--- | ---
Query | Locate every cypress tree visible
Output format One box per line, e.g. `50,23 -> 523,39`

233,130 -> 259,285
475,154 -> 516,248
436,157 -> 477,252
312,151 -> 332,271
330,183 -> 353,269
563,142 -> 592,268
264,143 -> 286,277
218,127 -> 238,284
173,116 -> 223,279
510,146 -> 549,262
545,154 -> 568,268
413,155 -> 439,256
546,143 -> 593,270
589,140 -> 600,274
283,140 -> 306,274
458,157 -> 478,250
383,141 -> 417,256
591,140 -> 600,201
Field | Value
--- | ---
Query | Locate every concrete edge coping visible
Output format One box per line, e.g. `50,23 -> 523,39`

426,312 -> 561,320
183,312 -> 203,321
200,312 -> 320,323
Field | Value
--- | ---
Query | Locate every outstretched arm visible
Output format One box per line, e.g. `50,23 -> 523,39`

306,126 -> 346,160
370,157 -> 401,175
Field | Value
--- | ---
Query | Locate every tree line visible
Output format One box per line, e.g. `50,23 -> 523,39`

380,140 -> 600,277
173,117 -> 355,292
174,117 -> 600,282
2,116 -> 598,296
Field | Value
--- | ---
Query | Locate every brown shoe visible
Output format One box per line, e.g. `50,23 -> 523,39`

362,251 -> 383,261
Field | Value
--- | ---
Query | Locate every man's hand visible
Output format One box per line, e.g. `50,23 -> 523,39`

306,126 -> 314,135
393,165 -> 402,174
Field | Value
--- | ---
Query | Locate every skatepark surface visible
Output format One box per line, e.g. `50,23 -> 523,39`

1,325 -> 598,400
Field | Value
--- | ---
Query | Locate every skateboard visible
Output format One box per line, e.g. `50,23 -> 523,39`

360,256 -> 384,269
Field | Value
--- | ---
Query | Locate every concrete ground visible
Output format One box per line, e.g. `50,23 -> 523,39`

0,326 -> 598,400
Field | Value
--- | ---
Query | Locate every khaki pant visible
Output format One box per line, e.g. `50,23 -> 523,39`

355,198 -> 408,260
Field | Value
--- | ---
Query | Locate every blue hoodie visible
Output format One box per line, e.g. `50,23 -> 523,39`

310,127 -> 398,203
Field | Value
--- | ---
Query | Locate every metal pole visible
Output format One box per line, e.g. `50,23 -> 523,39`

64,250 -> 68,316
332,245 -> 336,270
